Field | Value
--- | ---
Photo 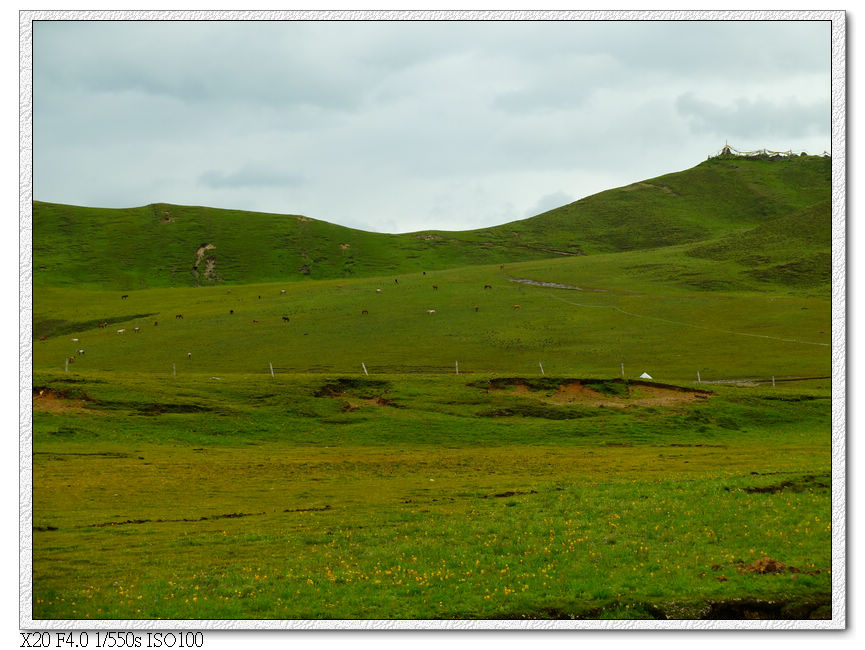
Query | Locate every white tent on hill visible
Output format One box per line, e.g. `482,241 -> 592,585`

639,372 -> 653,379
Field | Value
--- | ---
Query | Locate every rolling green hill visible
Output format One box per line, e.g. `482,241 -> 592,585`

30,152 -> 834,621
32,154 -> 830,290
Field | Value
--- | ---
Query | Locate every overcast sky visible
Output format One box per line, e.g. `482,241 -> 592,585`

32,19 -> 832,233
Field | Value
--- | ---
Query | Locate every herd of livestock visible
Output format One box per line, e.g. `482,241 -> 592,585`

41,272 -> 526,367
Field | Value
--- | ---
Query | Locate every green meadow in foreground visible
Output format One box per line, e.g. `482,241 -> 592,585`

32,372 -> 831,620
30,153 -> 833,620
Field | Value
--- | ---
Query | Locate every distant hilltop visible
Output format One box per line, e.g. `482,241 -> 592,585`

710,142 -> 830,160
33,152 -> 830,290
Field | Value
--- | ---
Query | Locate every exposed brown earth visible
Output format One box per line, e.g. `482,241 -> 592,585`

340,397 -> 399,411
499,380 -> 712,408
32,387 -> 90,414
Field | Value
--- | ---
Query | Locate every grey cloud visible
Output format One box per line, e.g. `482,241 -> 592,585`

525,191 -> 573,218
199,168 -> 305,190
490,54 -> 610,114
493,87 -> 594,114
33,20 -> 832,234
675,92 -> 829,139
35,22 -> 378,111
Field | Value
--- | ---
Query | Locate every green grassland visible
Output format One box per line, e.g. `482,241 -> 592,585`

30,154 -> 833,620
33,154 -> 830,290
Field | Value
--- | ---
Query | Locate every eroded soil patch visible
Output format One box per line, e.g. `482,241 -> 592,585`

477,377 -> 712,409
316,377 -> 401,410
340,397 -> 400,411
32,386 -> 91,414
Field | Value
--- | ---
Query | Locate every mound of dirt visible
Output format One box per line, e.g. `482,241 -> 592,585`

743,557 -> 796,574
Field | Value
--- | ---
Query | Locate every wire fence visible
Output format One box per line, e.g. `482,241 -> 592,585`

159,362 -> 830,387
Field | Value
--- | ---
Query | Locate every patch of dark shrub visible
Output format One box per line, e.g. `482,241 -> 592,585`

477,404 -> 590,420
34,314 -> 157,339
314,377 -> 391,399
700,597 -> 830,620
88,400 -> 214,416
739,474 -> 830,494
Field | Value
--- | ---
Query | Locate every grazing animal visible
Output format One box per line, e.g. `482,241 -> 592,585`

154,321 -> 158,326
117,329 -> 125,334
394,278 -> 399,284
376,289 -> 382,293
187,352 -> 192,359
280,289 -> 286,294
68,356 -> 75,363
513,305 -> 521,310
226,290 -> 231,294
77,349 -> 85,355
133,327 -> 140,333
258,296 -> 261,299
97,323 -> 105,329
362,309 -> 369,315
230,309 -> 234,315
39,336 -> 47,341
282,316 -> 290,323
121,294 -> 128,299
72,338 -> 79,342
252,319 -> 259,323
423,271 -> 426,276
484,284 -> 492,290
427,309 -> 436,315
432,285 -> 438,290
500,264 -> 505,270
475,306 -> 479,312
175,314 -> 183,319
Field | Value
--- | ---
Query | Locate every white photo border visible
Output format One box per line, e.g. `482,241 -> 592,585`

19,8 -> 847,631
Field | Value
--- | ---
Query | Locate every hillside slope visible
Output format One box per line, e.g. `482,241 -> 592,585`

32,154 -> 830,290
